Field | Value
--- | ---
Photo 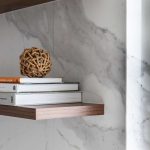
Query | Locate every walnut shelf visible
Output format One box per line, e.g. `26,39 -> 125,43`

0,103 -> 104,120
0,0 -> 55,14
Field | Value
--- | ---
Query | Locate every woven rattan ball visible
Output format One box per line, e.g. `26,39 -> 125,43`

20,47 -> 52,78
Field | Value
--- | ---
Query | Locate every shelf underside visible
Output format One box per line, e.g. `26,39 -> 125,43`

0,103 -> 104,120
0,0 -> 55,14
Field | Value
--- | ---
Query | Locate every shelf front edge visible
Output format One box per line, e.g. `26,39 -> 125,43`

35,103 -> 104,120
0,103 -> 104,120
0,105 -> 36,119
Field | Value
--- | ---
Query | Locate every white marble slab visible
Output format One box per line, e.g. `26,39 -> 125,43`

127,0 -> 150,150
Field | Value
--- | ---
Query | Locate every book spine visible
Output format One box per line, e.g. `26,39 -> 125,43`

0,77 -> 20,83
0,94 -> 14,105
0,84 -> 17,92
0,84 -> 78,92
0,92 -> 82,106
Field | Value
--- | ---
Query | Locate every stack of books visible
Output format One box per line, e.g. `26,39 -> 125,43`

0,77 -> 82,106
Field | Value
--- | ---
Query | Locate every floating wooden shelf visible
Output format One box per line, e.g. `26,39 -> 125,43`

0,103 -> 104,120
0,0 -> 55,14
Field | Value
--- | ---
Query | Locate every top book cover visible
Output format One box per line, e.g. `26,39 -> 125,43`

0,77 -> 62,84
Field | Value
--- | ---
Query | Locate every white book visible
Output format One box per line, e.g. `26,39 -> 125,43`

0,92 -> 82,106
0,77 -> 62,84
0,83 -> 78,92
20,78 -> 62,84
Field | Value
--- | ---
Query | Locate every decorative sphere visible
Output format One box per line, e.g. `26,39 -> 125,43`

20,47 -> 52,78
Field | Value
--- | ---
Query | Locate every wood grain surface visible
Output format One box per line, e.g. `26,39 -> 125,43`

0,103 -> 104,120
0,0 -> 54,14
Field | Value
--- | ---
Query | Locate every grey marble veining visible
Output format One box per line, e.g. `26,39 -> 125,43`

52,1 -> 126,149
0,0 -> 126,150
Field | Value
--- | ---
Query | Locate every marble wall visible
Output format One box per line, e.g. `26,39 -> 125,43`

0,0 -> 126,150
127,0 -> 142,149
142,3 -> 150,148
127,0 -> 150,150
